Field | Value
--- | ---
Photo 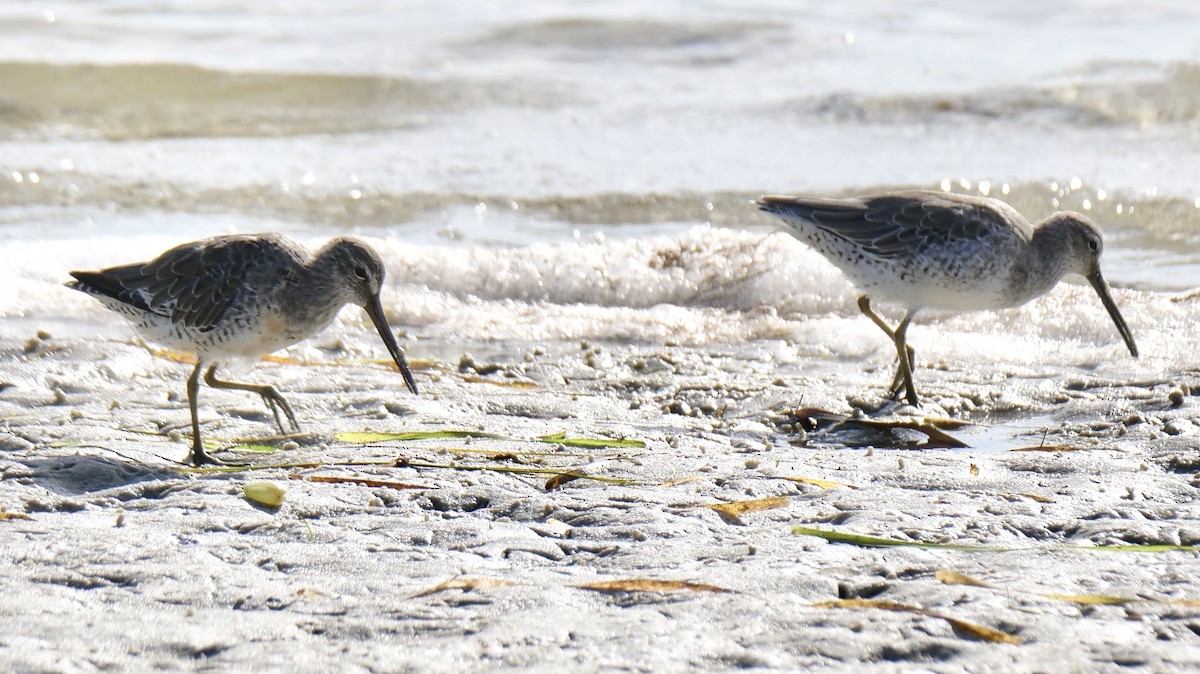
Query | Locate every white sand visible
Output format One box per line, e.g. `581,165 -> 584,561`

2,322 -> 1199,673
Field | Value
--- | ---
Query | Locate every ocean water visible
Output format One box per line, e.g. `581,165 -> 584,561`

2,1 -> 1198,388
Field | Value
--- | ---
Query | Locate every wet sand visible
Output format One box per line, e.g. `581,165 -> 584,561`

2,315 -> 1199,672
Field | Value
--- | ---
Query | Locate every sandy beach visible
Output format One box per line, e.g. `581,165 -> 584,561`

3,285 -> 1200,672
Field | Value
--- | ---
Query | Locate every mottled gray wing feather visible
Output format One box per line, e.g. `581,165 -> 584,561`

760,192 -> 1018,260
102,235 -> 291,332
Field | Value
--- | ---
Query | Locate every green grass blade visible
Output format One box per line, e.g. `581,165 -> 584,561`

337,430 -> 505,443
402,460 -> 637,485
792,527 -> 1007,551
794,527 -> 1200,553
1077,543 -> 1200,553
338,430 -> 645,449
536,433 -> 646,449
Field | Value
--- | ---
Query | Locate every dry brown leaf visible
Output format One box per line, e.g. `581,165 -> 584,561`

790,407 -> 848,421
943,616 -> 1024,644
545,473 -> 582,490
229,432 -> 308,444
1017,493 -> 1056,503
160,349 -> 307,367
922,417 -> 975,430
577,579 -> 734,594
814,598 -> 1022,645
658,476 -> 708,488
159,348 -> 437,371
151,348 -> 198,364
260,353 -> 307,365
782,476 -> 856,490
1041,593 -> 1137,605
935,570 -> 994,588
0,511 -> 32,521
969,463 -> 979,476
299,475 -> 431,490
461,375 -> 538,389
940,570 -> 1191,609
705,496 -> 790,517
813,598 -> 912,611
412,577 -> 516,598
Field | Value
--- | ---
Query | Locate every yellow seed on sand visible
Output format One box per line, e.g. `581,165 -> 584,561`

243,481 -> 285,508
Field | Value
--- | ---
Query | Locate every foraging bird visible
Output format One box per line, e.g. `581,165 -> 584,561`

757,190 -> 1138,406
66,234 -> 419,465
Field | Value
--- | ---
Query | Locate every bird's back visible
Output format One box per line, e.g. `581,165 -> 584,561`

67,234 -> 310,356
758,191 -> 1034,309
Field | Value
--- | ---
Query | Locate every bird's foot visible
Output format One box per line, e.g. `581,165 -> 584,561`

259,387 -> 301,435
185,444 -> 225,467
184,447 -> 257,468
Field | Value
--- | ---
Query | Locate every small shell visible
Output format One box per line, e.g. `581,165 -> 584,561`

243,481 -> 285,508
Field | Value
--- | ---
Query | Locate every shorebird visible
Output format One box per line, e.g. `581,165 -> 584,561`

757,190 -> 1138,406
66,234 -> 419,465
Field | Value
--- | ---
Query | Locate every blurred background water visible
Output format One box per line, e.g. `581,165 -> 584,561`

1,1 -> 1198,372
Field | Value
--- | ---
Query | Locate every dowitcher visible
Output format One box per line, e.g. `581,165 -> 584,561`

66,234 -> 419,465
757,190 -> 1138,406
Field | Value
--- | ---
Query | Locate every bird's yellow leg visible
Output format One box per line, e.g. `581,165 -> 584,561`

856,296 -> 920,406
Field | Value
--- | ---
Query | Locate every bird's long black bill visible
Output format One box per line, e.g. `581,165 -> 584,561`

366,294 -> 419,395
1088,270 -> 1138,358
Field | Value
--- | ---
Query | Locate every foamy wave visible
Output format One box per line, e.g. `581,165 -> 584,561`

5,225 -> 1186,370
378,226 -> 848,313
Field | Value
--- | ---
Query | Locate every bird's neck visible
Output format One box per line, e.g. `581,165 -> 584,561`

1013,221 -> 1073,301
283,254 -> 353,330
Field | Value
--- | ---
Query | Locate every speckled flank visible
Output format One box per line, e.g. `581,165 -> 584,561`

757,190 -> 1138,406
65,233 -> 419,465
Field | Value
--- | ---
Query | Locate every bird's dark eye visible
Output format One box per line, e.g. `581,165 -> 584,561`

1088,239 -> 1099,252
353,266 -> 369,281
